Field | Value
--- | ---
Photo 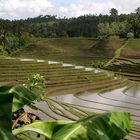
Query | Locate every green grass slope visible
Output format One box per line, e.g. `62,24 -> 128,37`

120,39 -> 140,59
18,38 -> 96,58
17,38 -> 126,66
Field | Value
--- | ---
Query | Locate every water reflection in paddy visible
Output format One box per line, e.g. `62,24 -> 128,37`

49,87 -> 140,124
125,85 -> 140,98
25,86 -> 140,125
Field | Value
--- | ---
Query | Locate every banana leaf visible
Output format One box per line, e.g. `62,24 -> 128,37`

15,133 -> 43,140
13,112 -> 131,140
0,85 -> 37,112
13,120 -> 73,139
0,94 -> 18,140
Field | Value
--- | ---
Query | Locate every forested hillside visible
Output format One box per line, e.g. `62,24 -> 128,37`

0,7 -> 140,56
0,7 -> 140,38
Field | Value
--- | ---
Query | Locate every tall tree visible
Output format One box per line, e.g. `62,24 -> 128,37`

135,7 -> 140,14
110,8 -> 118,16
129,13 -> 140,37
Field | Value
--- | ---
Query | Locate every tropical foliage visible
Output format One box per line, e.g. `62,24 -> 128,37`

0,33 -> 30,56
0,85 -> 131,140
23,74 -> 46,100
13,112 -> 131,140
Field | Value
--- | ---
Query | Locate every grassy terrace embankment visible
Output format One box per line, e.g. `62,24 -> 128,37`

120,39 -> 140,59
104,39 -> 140,82
17,38 -> 126,66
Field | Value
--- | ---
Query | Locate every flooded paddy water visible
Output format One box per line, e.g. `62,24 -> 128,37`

25,82 -> 140,125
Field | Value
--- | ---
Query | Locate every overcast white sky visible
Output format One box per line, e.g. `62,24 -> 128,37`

0,0 -> 140,19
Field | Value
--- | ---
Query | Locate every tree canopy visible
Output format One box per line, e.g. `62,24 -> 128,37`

0,8 -> 140,39
0,7 -> 140,55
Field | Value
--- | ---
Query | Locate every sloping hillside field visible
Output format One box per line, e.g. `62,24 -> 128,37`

17,38 -> 126,66
0,57 -> 140,139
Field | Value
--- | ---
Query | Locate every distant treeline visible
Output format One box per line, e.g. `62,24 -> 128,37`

0,8 -> 140,39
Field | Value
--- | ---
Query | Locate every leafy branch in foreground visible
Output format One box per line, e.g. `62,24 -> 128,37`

0,94 -> 18,140
23,74 -> 46,100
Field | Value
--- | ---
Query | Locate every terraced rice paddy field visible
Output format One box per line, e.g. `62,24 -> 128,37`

0,56 -> 140,139
104,40 -> 140,83
104,57 -> 140,82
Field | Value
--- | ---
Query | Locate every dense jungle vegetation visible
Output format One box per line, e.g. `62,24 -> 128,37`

1,8 -> 140,38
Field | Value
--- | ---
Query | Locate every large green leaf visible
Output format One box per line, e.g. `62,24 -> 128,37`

13,112 -> 131,140
0,86 -> 37,140
53,112 -> 131,140
0,129 -> 18,140
0,94 -> 13,131
0,94 -> 18,140
15,133 -> 43,140
13,120 -> 73,139
0,85 -> 37,112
